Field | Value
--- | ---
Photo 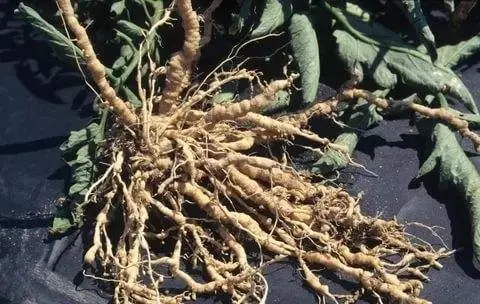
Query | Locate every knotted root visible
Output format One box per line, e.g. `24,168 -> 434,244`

56,1 -> 451,303
340,88 -> 480,152
57,0 -> 137,125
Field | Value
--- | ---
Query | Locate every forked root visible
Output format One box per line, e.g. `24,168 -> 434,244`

56,1 -> 450,303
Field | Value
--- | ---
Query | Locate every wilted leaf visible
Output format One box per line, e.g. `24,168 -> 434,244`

437,34 -> 480,68
417,122 -> 480,262
395,0 -> 437,60
289,13 -> 320,105
329,3 -> 478,113
15,3 -> 84,64
251,0 -> 292,38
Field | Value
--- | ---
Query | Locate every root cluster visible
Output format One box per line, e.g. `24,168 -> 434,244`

56,0 -> 455,303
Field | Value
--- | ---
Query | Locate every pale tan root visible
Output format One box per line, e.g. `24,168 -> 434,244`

341,88 -> 480,152
204,78 -> 295,123
56,0 -> 137,125
158,0 -> 201,114
56,1 -> 450,303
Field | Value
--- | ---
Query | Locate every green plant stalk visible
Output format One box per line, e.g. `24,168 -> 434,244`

117,3 -> 165,84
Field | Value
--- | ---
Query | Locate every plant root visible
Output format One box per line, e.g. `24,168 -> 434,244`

57,1 -> 450,303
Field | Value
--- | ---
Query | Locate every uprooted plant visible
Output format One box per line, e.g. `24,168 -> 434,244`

17,0 -> 480,303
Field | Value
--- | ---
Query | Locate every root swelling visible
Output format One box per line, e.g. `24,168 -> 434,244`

56,1 -> 450,303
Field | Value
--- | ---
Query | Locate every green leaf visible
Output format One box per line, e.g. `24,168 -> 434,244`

149,0 -> 164,21
121,86 -> 143,108
212,92 -> 236,105
112,56 -> 127,72
396,0 -> 437,60
111,0 -> 126,17
417,122 -> 480,262
311,132 -> 358,174
60,123 -> 101,153
263,90 -> 290,114
289,13 -> 320,105
328,3 -> 478,113
117,20 -> 145,40
120,44 -> 135,60
437,34 -> 480,68
61,112 -> 107,201
311,100 -> 382,174
50,204 -> 74,235
251,0 -> 292,38
15,3 -> 84,64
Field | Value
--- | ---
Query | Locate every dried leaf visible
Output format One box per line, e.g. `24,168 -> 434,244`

418,122 -> 480,262
289,13 -> 320,105
15,3 -> 85,64
329,3 -> 478,113
251,0 -> 292,38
